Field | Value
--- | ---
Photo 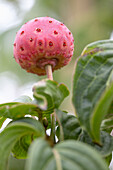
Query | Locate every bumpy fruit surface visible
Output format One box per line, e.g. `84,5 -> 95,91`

13,17 -> 74,75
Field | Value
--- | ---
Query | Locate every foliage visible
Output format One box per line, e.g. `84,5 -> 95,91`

0,40 -> 113,170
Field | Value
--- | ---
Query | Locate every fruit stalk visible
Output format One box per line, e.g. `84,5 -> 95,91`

45,65 -> 53,80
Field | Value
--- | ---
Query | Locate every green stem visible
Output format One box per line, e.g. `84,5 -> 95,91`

50,113 -> 56,143
45,64 -> 56,143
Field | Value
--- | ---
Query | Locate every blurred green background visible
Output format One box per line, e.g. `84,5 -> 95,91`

0,0 -> 113,169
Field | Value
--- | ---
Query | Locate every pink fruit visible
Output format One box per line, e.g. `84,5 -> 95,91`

13,17 -> 74,75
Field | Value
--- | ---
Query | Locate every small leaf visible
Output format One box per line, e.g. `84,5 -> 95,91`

56,109 -> 82,141
0,98 -> 52,129
79,131 -> 113,157
0,102 -> 41,119
33,79 -> 69,110
91,81 -> 113,142
13,95 -> 32,103
26,138 -> 108,170
0,117 -> 45,170
72,40 -> 113,136
33,79 -> 69,128
12,134 -> 34,159
33,80 -> 54,111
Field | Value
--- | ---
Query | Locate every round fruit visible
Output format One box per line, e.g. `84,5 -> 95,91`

13,17 -> 74,75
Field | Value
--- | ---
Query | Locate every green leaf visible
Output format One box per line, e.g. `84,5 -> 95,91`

79,131 -> 113,157
0,117 -> 6,128
106,101 -> 113,118
13,95 -> 32,103
0,102 -> 41,119
26,138 -> 108,170
12,134 -> 34,159
105,153 -> 112,166
33,79 -> 69,128
72,40 -> 113,136
91,81 -> 113,142
33,79 -> 69,110
56,109 -> 82,141
8,154 -> 25,170
0,96 -> 51,129
0,117 -> 45,170
101,116 -> 113,133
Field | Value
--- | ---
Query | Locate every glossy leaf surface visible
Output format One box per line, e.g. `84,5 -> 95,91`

73,40 -> 113,138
